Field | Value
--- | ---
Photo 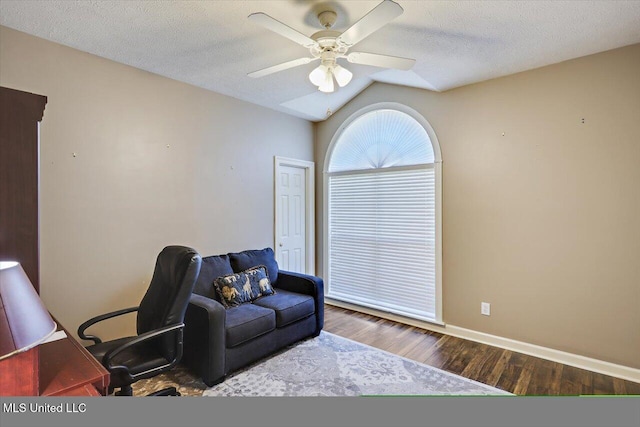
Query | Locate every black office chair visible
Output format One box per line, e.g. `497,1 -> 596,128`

78,246 -> 202,396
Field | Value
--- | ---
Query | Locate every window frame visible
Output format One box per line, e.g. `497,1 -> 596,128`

323,103 -> 443,325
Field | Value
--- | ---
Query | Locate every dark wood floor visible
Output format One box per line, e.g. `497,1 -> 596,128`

323,304 -> 640,396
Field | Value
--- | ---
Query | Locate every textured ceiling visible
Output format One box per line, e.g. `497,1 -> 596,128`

1,1 -> 639,121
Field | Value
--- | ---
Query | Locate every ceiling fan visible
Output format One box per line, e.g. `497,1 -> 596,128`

247,0 -> 415,93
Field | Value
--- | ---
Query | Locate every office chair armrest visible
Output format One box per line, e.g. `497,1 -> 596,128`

102,323 -> 185,381
77,306 -> 139,344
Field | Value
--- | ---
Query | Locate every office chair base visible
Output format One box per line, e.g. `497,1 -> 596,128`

148,387 -> 180,396
114,385 -> 134,396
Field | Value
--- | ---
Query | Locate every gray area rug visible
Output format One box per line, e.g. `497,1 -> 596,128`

203,331 -> 511,396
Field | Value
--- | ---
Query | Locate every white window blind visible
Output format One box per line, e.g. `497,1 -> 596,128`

326,108 -> 439,323
328,166 -> 437,321
328,110 -> 434,173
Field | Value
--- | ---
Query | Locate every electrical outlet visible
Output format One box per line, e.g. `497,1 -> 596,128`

481,302 -> 491,316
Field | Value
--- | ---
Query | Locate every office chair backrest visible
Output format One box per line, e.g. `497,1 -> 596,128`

137,245 -> 202,360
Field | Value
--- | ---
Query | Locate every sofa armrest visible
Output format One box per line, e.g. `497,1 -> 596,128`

183,294 -> 227,386
276,270 -> 323,296
276,270 -> 324,335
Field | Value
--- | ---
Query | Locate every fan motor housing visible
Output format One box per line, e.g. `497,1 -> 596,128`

310,30 -> 347,57
311,30 -> 341,44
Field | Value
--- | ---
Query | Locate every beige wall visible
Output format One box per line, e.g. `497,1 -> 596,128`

2,23 -> 638,370
315,44 -> 640,369
0,26 -> 314,340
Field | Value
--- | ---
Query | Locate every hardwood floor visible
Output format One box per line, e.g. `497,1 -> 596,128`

323,304 -> 640,396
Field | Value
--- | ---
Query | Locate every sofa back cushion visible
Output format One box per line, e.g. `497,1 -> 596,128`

193,254 -> 234,299
229,247 -> 279,284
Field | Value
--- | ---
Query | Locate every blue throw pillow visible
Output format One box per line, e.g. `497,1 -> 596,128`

228,248 -> 279,284
247,265 -> 275,298
214,265 -> 275,308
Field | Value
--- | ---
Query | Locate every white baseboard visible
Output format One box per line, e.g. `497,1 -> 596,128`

326,299 -> 640,384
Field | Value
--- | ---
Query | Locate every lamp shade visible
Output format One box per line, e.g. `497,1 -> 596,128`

0,262 -> 56,361
318,69 -> 335,93
309,64 -> 329,87
333,65 -> 353,87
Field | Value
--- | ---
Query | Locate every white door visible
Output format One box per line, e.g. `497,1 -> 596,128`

274,157 -> 315,274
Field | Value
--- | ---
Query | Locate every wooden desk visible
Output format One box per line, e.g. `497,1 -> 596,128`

38,321 -> 110,396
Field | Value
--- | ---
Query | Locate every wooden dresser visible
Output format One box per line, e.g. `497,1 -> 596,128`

38,319 -> 110,396
0,316 -> 110,397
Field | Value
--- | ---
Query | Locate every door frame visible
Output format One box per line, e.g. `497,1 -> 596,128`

274,156 -> 315,275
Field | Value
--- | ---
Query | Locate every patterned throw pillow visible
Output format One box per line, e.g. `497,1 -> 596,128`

214,265 -> 275,308
247,265 -> 276,298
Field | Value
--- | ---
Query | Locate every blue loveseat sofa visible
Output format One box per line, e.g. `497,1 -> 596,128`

182,247 -> 324,386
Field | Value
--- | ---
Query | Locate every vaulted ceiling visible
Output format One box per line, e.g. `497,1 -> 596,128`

2,1 -> 639,121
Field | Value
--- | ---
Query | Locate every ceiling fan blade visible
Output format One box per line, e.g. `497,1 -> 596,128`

347,52 -> 415,70
248,57 -> 316,78
248,12 -> 316,48
337,0 -> 403,47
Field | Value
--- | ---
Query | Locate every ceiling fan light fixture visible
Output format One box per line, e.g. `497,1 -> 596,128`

333,64 -> 353,87
318,70 -> 335,93
309,64 -> 329,87
309,62 -> 351,93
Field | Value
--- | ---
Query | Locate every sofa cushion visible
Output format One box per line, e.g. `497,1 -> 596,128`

214,266 -> 275,308
225,304 -> 275,348
229,247 -> 279,284
193,255 -> 234,299
252,289 -> 315,328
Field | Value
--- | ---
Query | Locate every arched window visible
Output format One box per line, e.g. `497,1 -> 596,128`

324,104 -> 442,324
